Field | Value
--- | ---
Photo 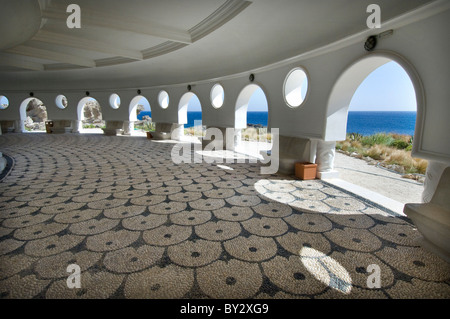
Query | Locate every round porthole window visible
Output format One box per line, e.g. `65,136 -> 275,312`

109,93 -> 121,109
55,95 -> 68,109
0,95 -> 9,109
210,84 -> 224,109
158,90 -> 169,109
283,68 -> 309,108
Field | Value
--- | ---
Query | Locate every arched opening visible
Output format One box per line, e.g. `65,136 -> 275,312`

211,84 -> 225,109
0,95 -> 9,109
178,92 -> 203,140
235,84 -> 270,156
158,90 -> 169,109
129,95 -> 152,135
325,53 -> 426,206
19,97 -> 48,133
55,95 -> 68,109
109,93 -> 121,110
284,67 -> 309,108
76,97 -> 104,134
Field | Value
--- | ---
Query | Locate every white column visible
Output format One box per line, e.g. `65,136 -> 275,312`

232,129 -> 242,152
316,140 -> 339,179
422,160 -> 449,203
72,120 -> 82,133
122,121 -> 133,135
14,120 -> 25,133
171,124 -> 184,141
0,152 -> 6,173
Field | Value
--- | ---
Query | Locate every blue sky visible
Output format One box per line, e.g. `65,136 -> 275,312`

1,61 -> 415,112
185,61 -> 416,112
349,61 -> 416,112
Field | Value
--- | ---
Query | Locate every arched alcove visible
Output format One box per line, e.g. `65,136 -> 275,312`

235,84 -> 268,129
129,95 -> 152,134
324,52 -> 424,147
323,51 -> 426,203
76,96 -> 104,133
234,84 -> 270,155
19,97 -> 48,133
178,92 -> 202,137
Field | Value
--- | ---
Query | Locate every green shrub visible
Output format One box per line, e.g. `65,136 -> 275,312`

347,133 -> 363,142
391,139 -> 410,150
361,133 -> 395,147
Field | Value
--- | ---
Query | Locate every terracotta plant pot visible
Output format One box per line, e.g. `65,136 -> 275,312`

295,162 -> 317,180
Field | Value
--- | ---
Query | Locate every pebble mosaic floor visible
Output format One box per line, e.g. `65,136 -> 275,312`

0,133 -> 449,299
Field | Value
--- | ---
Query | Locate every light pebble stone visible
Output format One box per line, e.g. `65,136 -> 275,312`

86,230 -> 139,252
53,209 -> 102,224
122,214 -> 167,231
143,225 -> 192,247
45,271 -> 124,299
0,274 -> 50,299
69,218 -> 119,235
35,250 -> 102,279
197,259 -> 262,299
24,234 -> 85,257
125,265 -> 194,299
103,245 -> 165,273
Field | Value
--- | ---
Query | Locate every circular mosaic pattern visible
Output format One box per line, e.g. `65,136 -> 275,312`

197,259 -> 262,299
125,265 -> 194,299
103,245 -> 165,273
224,235 -> 278,262
0,134 -> 448,300
195,221 -> 241,241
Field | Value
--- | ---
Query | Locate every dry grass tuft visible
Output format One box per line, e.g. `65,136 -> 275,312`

337,133 -> 428,175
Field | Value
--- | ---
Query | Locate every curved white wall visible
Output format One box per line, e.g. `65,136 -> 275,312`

1,8 -> 449,163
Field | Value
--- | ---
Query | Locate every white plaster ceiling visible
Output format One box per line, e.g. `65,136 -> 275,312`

0,0 -> 435,90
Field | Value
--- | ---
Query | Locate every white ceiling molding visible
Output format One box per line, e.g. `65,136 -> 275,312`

190,0 -> 252,42
41,4 -> 193,44
5,45 -> 96,68
1,0 -> 252,72
142,42 -> 189,60
33,30 -> 144,61
0,53 -> 44,71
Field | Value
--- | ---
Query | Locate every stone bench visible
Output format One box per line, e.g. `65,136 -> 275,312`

47,120 -> 72,134
277,135 -> 312,175
404,166 -> 450,262
102,121 -> 124,136
152,123 -> 177,140
0,121 -> 15,134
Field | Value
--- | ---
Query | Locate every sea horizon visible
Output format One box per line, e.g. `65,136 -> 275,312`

138,110 -> 417,136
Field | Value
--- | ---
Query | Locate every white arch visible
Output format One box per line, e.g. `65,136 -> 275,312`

75,96 -> 104,133
178,91 -> 201,125
235,84 -> 268,129
19,97 -> 46,133
77,96 -> 96,122
129,95 -> 151,121
324,51 -> 425,151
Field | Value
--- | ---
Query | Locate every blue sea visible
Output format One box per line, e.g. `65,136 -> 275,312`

138,111 -> 416,136
138,111 -> 268,128
346,111 -> 416,136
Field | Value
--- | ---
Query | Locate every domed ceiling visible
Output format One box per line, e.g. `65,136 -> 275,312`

0,0 -> 434,90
